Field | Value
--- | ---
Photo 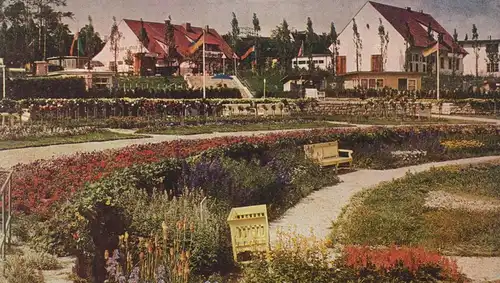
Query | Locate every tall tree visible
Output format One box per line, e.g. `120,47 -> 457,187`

79,16 -> 103,69
452,28 -> 459,76
138,18 -> 149,53
472,24 -> 480,77
404,22 -> 415,73
329,22 -> 337,75
306,17 -> 315,71
485,41 -> 499,75
271,19 -> 292,73
352,18 -> 362,72
378,18 -> 389,72
109,16 -> 122,73
164,16 -> 175,67
230,12 -> 240,49
427,22 -> 434,40
252,13 -> 260,74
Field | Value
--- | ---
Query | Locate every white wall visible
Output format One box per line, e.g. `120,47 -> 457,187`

92,20 -> 144,73
462,43 -> 500,77
292,55 -> 332,70
335,2 -> 407,72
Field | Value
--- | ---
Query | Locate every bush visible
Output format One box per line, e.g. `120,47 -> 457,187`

1,255 -> 45,283
243,231 -> 467,282
7,77 -> 86,100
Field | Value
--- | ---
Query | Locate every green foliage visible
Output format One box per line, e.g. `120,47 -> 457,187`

332,163 -> 500,256
8,77 -> 86,99
1,255 -> 45,283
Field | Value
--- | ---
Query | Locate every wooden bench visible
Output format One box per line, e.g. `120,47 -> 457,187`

304,141 -> 353,169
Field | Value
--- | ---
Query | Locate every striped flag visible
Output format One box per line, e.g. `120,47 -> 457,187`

69,32 -> 84,56
422,42 -> 439,57
187,34 -> 204,54
297,41 -> 304,57
240,46 -> 255,60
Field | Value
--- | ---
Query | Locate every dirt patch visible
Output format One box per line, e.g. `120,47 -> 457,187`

425,190 -> 500,212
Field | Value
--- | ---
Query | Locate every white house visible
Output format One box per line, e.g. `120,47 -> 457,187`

460,38 -> 500,77
292,54 -> 333,70
330,1 -> 467,90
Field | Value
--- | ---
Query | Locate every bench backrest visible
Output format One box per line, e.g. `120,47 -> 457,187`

304,141 -> 339,160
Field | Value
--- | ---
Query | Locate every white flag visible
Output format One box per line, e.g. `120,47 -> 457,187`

328,44 -> 334,53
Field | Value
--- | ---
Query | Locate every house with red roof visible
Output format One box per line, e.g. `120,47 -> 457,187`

92,19 -> 237,75
331,1 -> 467,91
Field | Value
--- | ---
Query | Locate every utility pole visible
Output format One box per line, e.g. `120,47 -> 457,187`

203,26 -> 206,99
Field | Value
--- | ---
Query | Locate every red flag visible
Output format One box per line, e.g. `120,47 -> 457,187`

297,41 -> 304,57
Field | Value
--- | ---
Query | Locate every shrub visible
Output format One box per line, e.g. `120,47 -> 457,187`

1,255 -> 45,283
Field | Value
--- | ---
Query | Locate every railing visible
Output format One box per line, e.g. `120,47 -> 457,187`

0,170 -> 12,261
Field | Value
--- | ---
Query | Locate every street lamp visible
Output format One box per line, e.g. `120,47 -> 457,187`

263,78 -> 266,99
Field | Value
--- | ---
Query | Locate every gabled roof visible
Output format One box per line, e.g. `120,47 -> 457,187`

123,19 -> 236,59
368,1 -> 467,55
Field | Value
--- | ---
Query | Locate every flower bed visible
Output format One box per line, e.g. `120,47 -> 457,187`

12,124 -> 500,216
0,124 -> 99,141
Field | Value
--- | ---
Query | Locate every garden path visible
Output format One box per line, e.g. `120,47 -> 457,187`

269,155 -> 500,282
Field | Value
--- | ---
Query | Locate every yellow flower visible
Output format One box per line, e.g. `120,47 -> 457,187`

105,198 -> 111,206
104,250 -> 109,260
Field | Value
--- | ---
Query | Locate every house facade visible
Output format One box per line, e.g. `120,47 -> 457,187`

292,54 -> 333,70
331,1 -> 467,90
92,19 -> 236,75
460,38 -> 500,77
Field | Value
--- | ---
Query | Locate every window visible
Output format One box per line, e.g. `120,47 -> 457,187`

415,63 -> 419,73
376,79 -> 384,88
109,61 -> 117,72
369,79 -> 376,88
298,61 -> 306,65
336,56 -> 347,75
319,60 -> 324,64
408,79 -> 417,91
118,61 -> 124,65
423,64 -> 426,72
409,62 -> 413,72
313,60 -> 318,63
440,57 -> 444,69
455,58 -> 460,69
448,58 -> 452,70
487,63 -> 499,73
361,79 -> 368,89
371,55 -> 382,72
413,54 -> 419,62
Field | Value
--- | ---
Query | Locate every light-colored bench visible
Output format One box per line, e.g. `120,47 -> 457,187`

304,141 -> 353,169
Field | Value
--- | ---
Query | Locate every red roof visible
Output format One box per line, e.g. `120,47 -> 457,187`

369,2 -> 467,55
123,19 -> 236,59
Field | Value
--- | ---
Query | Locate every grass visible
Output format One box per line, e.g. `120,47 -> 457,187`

331,162 -> 500,256
136,120 -> 353,135
0,130 -> 144,150
117,76 -> 187,89
313,115 -> 491,125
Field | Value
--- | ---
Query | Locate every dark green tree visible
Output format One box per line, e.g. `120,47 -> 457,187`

472,24 -> 480,77
352,18 -> 362,71
109,16 -> 123,73
329,22 -> 337,74
271,19 -> 293,73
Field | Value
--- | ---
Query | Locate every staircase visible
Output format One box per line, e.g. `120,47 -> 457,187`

184,75 -> 254,98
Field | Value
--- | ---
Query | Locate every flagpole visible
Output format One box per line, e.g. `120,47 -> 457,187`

203,27 -> 206,99
437,42 -> 440,100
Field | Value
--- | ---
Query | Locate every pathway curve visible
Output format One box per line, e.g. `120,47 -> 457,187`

0,127 -> 350,169
432,114 -> 500,124
269,155 -> 500,282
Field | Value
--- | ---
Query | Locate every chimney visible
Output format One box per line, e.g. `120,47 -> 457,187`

183,22 -> 191,32
406,7 -> 411,11
419,10 -> 423,13
165,19 -> 170,25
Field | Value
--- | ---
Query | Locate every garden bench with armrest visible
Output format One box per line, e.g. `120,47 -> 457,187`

304,141 -> 353,169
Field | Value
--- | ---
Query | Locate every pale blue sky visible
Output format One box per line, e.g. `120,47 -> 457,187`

64,0 -> 500,40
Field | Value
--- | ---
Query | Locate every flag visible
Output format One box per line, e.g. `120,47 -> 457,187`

240,46 -> 255,60
297,41 -> 304,57
422,42 -> 439,57
187,34 -> 204,54
69,32 -> 84,56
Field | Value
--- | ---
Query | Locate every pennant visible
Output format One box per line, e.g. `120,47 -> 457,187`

232,53 -> 239,59
240,46 -> 255,60
187,34 -> 204,54
422,42 -> 439,57
69,32 -> 79,56
297,41 -> 304,57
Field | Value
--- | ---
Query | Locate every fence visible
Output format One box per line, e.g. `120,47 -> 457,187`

0,170 -> 12,261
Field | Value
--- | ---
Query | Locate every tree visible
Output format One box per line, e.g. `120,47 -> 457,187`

164,16 -> 176,67
329,22 -> 337,74
252,13 -> 261,74
404,22 -> 415,72
352,18 -> 362,71
472,24 -> 480,77
79,16 -> 104,69
109,16 -> 123,73
252,13 -> 260,35
306,17 -> 315,71
123,49 -> 133,65
230,12 -> 240,49
271,19 -> 293,73
427,22 -> 434,40
378,18 -> 389,71
138,18 -> 149,52
451,28 -> 459,76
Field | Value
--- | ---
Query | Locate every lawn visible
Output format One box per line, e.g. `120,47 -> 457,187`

331,162 -> 500,256
0,130 -> 144,150
117,76 -> 187,89
136,120 -> 353,135
311,115 -> 491,125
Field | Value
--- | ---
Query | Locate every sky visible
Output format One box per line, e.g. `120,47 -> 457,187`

64,0 -> 500,40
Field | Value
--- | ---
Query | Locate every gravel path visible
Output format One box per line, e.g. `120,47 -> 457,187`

0,128 -> 342,169
269,155 -> 500,282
